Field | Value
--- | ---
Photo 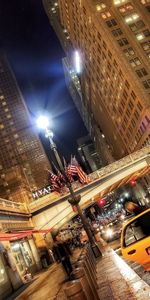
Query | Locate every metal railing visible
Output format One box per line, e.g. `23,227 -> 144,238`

89,145 -> 150,181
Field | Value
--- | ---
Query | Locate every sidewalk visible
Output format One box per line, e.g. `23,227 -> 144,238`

9,247 -> 150,300
10,248 -> 81,300
97,248 -> 150,300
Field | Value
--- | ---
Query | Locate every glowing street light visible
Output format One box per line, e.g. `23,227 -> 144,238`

36,115 -> 50,129
74,50 -> 82,74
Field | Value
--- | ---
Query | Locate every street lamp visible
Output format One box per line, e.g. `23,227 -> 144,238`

37,116 -> 102,258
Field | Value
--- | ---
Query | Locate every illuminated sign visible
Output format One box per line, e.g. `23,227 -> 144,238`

32,185 -> 52,200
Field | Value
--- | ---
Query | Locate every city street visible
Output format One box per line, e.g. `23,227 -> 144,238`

5,245 -> 150,300
0,0 -> 150,299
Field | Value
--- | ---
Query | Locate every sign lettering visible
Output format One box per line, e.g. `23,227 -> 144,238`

32,185 -> 52,200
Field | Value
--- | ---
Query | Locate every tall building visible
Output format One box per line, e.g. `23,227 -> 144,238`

0,55 -> 51,202
43,0 -> 150,161
77,135 -> 103,172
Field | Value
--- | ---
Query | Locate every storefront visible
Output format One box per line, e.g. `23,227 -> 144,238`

11,236 -> 40,275
0,252 -> 12,300
0,228 -> 51,298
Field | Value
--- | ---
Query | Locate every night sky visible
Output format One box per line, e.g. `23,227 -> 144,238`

0,0 -> 87,162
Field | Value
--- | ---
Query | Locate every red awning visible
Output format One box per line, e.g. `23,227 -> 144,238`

0,229 -> 52,241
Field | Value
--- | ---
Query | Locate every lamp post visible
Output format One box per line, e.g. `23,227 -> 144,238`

37,116 -> 102,258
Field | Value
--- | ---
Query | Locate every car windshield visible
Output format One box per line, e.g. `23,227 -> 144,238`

124,211 -> 150,247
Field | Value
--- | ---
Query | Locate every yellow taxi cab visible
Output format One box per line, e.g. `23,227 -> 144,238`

121,208 -> 150,270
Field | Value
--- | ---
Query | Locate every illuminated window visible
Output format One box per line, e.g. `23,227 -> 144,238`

136,33 -> 144,40
119,3 -> 133,13
136,30 -> 150,40
96,3 -> 106,11
125,13 -> 139,24
0,124 -> 4,129
6,114 -> 11,119
141,0 -> 150,4
114,0 -> 127,5
129,57 -> 141,67
101,11 -> 111,19
141,41 -> 150,50
2,102 -> 6,106
123,47 -> 135,56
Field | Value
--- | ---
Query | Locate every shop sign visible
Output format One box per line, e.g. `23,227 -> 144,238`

32,185 -> 52,200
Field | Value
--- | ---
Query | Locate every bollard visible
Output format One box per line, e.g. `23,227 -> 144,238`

63,279 -> 87,300
78,257 -> 97,286
76,260 -> 99,299
72,267 -> 98,300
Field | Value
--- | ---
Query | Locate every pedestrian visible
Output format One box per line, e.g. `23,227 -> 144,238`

52,234 -> 73,278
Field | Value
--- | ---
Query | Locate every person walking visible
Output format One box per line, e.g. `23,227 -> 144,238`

52,234 -> 73,278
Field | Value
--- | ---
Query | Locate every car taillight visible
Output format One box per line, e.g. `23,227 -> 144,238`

146,247 -> 150,255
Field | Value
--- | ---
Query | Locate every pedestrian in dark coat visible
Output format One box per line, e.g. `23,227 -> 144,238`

53,235 -> 73,277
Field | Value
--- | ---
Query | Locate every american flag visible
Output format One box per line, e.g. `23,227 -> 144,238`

47,170 -> 61,192
69,156 -> 89,184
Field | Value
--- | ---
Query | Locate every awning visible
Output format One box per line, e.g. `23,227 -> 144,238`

0,229 -> 52,241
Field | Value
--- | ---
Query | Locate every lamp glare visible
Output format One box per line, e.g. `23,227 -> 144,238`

37,116 -> 49,129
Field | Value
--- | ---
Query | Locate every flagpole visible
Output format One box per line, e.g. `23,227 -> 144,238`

45,128 -> 102,258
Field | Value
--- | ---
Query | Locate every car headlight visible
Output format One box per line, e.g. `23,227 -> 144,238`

105,228 -> 114,238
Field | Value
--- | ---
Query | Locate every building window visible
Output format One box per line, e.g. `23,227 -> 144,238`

101,11 -> 111,19
112,28 -> 123,36
134,110 -> 140,120
140,0 -> 150,4
117,38 -> 129,46
128,100 -> 134,109
123,47 -> 135,56
143,29 -> 150,37
96,3 -> 106,11
106,19 -> 118,27
119,3 -> 133,13
137,102 -> 143,110
145,115 -> 150,123
141,41 -> 150,50
129,20 -> 145,32
125,13 -> 139,24
125,80 -> 130,89
136,33 -> 145,40
136,68 -> 148,77
129,57 -> 141,67
143,79 -> 150,89
131,91 -> 136,99
6,114 -> 11,119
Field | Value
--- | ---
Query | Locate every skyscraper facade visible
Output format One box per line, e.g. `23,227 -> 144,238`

43,0 -> 150,160
0,55 -> 51,202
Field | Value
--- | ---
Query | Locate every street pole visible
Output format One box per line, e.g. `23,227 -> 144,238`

46,128 -> 102,258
